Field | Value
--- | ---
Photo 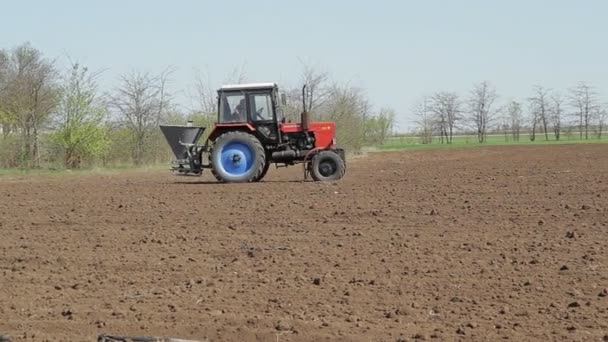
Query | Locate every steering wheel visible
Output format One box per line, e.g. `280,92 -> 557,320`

255,107 -> 265,120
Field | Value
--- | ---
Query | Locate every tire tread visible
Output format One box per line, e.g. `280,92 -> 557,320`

310,150 -> 346,181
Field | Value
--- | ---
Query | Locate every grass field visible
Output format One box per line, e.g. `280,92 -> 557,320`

374,132 -> 608,151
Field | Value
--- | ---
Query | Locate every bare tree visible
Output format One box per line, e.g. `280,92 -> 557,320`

468,81 -> 498,143
528,85 -> 551,141
527,102 -> 539,142
300,63 -> 334,115
506,100 -> 523,141
569,81 -> 598,140
281,63 -> 335,123
550,93 -> 565,141
412,96 -> 433,144
109,67 -> 173,166
495,104 -> 510,142
429,91 -> 461,144
192,67 -> 218,115
598,106 -> 606,139
224,63 -> 248,84
0,43 -> 59,167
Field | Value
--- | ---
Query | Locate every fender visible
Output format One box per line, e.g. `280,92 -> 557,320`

208,123 -> 256,142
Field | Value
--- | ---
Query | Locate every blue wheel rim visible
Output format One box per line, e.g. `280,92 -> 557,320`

218,141 -> 254,176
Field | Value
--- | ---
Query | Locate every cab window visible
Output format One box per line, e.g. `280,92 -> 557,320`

249,94 -> 274,121
219,93 -> 247,123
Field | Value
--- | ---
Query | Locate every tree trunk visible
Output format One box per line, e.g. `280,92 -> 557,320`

21,125 -> 31,167
134,131 -> 146,166
448,126 -> 453,144
542,116 -> 549,141
512,125 -> 519,142
579,113 -> 583,140
65,147 -> 82,169
32,121 -> 39,168
2,124 -> 11,138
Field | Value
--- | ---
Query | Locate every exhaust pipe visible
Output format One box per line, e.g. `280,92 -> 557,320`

301,84 -> 309,132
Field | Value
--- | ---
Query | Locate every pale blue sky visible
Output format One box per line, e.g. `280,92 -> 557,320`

2,0 -> 607,131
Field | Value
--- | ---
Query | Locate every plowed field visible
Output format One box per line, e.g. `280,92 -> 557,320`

1,144 -> 607,342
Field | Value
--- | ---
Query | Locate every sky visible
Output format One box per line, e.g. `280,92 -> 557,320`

2,0 -> 608,132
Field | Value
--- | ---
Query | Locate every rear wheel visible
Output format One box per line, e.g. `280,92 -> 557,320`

310,150 -> 346,181
209,131 -> 266,183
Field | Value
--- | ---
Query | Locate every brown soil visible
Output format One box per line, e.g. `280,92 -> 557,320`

1,144 -> 607,342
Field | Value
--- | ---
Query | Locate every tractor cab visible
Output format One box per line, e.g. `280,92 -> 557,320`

216,82 -> 284,144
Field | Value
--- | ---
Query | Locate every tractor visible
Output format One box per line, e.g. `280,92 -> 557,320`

159,82 -> 346,183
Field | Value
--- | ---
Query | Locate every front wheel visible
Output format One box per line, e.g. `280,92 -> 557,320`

209,131 -> 266,183
310,150 -> 346,181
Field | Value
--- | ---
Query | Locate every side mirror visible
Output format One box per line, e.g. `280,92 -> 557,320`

280,93 -> 287,106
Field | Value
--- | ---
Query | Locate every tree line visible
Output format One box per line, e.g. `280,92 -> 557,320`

412,81 -> 607,144
0,42 -> 396,169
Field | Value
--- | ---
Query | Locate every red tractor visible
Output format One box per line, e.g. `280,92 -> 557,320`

160,82 -> 346,183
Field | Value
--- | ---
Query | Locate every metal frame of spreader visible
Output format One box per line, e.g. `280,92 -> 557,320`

159,124 -> 208,176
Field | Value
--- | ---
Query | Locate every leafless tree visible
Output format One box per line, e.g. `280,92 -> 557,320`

506,100 -> 523,141
300,63 -> 334,115
224,63 -> 248,84
528,85 -> 551,141
550,93 -> 565,141
527,102 -> 539,142
412,96 -> 433,144
569,81 -> 599,140
191,68 -> 217,115
0,43 -> 59,167
429,96 -> 447,144
598,107 -> 606,139
280,63 -> 335,123
109,67 -> 173,166
468,81 -> 498,143
495,105 -> 509,142
429,91 -> 461,144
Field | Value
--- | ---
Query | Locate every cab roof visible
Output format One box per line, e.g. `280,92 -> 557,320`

218,82 -> 278,91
